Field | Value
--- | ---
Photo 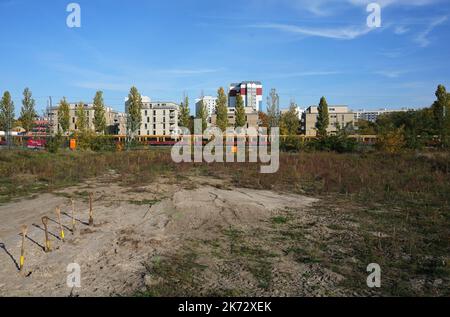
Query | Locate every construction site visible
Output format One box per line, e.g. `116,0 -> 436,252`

0,150 -> 448,297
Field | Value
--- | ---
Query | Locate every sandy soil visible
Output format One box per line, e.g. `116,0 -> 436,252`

0,172 -> 325,297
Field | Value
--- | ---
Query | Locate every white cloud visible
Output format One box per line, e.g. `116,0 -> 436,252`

375,70 -> 407,78
414,16 -> 448,47
269,71 -> 341,79
249,23 -> 373,40
394,25 -> 410,35
276,0 -> 441,16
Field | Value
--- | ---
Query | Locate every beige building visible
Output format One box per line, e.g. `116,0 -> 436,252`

210,111 -> 259,129
127,97 -> 179,137
48,103 -> 123,135
301,105 -> 356,136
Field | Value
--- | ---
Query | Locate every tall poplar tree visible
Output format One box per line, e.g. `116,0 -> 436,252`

0,91 -> 14,132
235,94 -> 246,128
267,88 -> 280,130
216,87 -> 228,131
197,99 -> 208,132
58,97 -> 70,134
179,95 -> 191,129
93,90 -> 106,133
316,96 -> 329,137
75,102 -> 87,132
20,88 -> 37,133
126,86 -> 143,139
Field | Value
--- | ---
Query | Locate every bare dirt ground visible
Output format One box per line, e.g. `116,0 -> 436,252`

0,171 -> 376,296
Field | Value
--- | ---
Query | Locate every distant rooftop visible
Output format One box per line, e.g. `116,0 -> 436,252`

230,81 -> 262,86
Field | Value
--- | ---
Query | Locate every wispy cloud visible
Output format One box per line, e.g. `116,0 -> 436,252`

270,0 -> 441,17
394,25 -> 410,35
249,23 -> 373,40
375,70 -> 408,78
269,71 -> 341,79
158,68 -> 224,76
414,16 -> 448,47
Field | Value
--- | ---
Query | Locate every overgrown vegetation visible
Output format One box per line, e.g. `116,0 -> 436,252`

0,149 -> 448,296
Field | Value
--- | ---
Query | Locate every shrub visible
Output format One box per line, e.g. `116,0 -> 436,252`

308,135 -> 358,153
90,136 -> 117,152
280,135 -> 303,152
376,127 -> 406,154
46,133 -> 64,153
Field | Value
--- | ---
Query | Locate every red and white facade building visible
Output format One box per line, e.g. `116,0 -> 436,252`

228,81 -> 263,113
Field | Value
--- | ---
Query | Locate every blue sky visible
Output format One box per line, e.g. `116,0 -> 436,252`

0,0 -> 449,115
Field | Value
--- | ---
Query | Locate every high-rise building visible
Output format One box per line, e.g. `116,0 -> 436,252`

228,81 -> 263,112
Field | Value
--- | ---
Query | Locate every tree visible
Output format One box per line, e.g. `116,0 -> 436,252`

266,88 -> 280,130
280,102 -> 301,152
216,87 -> 228,131
356,119 -> 377,135
75,102 -> 87,132
93,91 -> 106,134
431,84 -> 449,147
377,109 -> 435,149
196,99 -> 208,132
20,88 -> 37,133
376,126 -> 406,154
126,86 -> 143,138
258,111 -> 269,129
179,95 -> 191,129
0,91 -> 14,133
280,101 -> 299,136
58,97 -> 70,134
235,94 -> 246,128
316,96 -> 329,138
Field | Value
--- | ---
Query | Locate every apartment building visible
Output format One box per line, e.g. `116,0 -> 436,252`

210,111 -> 259,129
355,108 -> 411,122
301,105 -> 356,136
228,81 -> 263,112
131,97 -> 179,136
48,103 -> 122,135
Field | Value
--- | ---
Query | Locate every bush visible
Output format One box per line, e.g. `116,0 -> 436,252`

46,133 -> 64,153
280,135 -> 304,152
376,127 -> 406,154
90,136 -> 117,152
308,135 -> 358,153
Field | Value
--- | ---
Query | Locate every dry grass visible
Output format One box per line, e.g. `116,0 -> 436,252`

1,148 -> 449,296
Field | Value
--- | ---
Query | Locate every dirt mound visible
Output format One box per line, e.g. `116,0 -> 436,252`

0,176 -> 319,296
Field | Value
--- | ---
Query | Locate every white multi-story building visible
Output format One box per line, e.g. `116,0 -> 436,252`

126,96 -> 179,137
281,106 -> 305,120
228,81 -> 263,112
355,108 -> 411,122
195,96 -> 217,121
